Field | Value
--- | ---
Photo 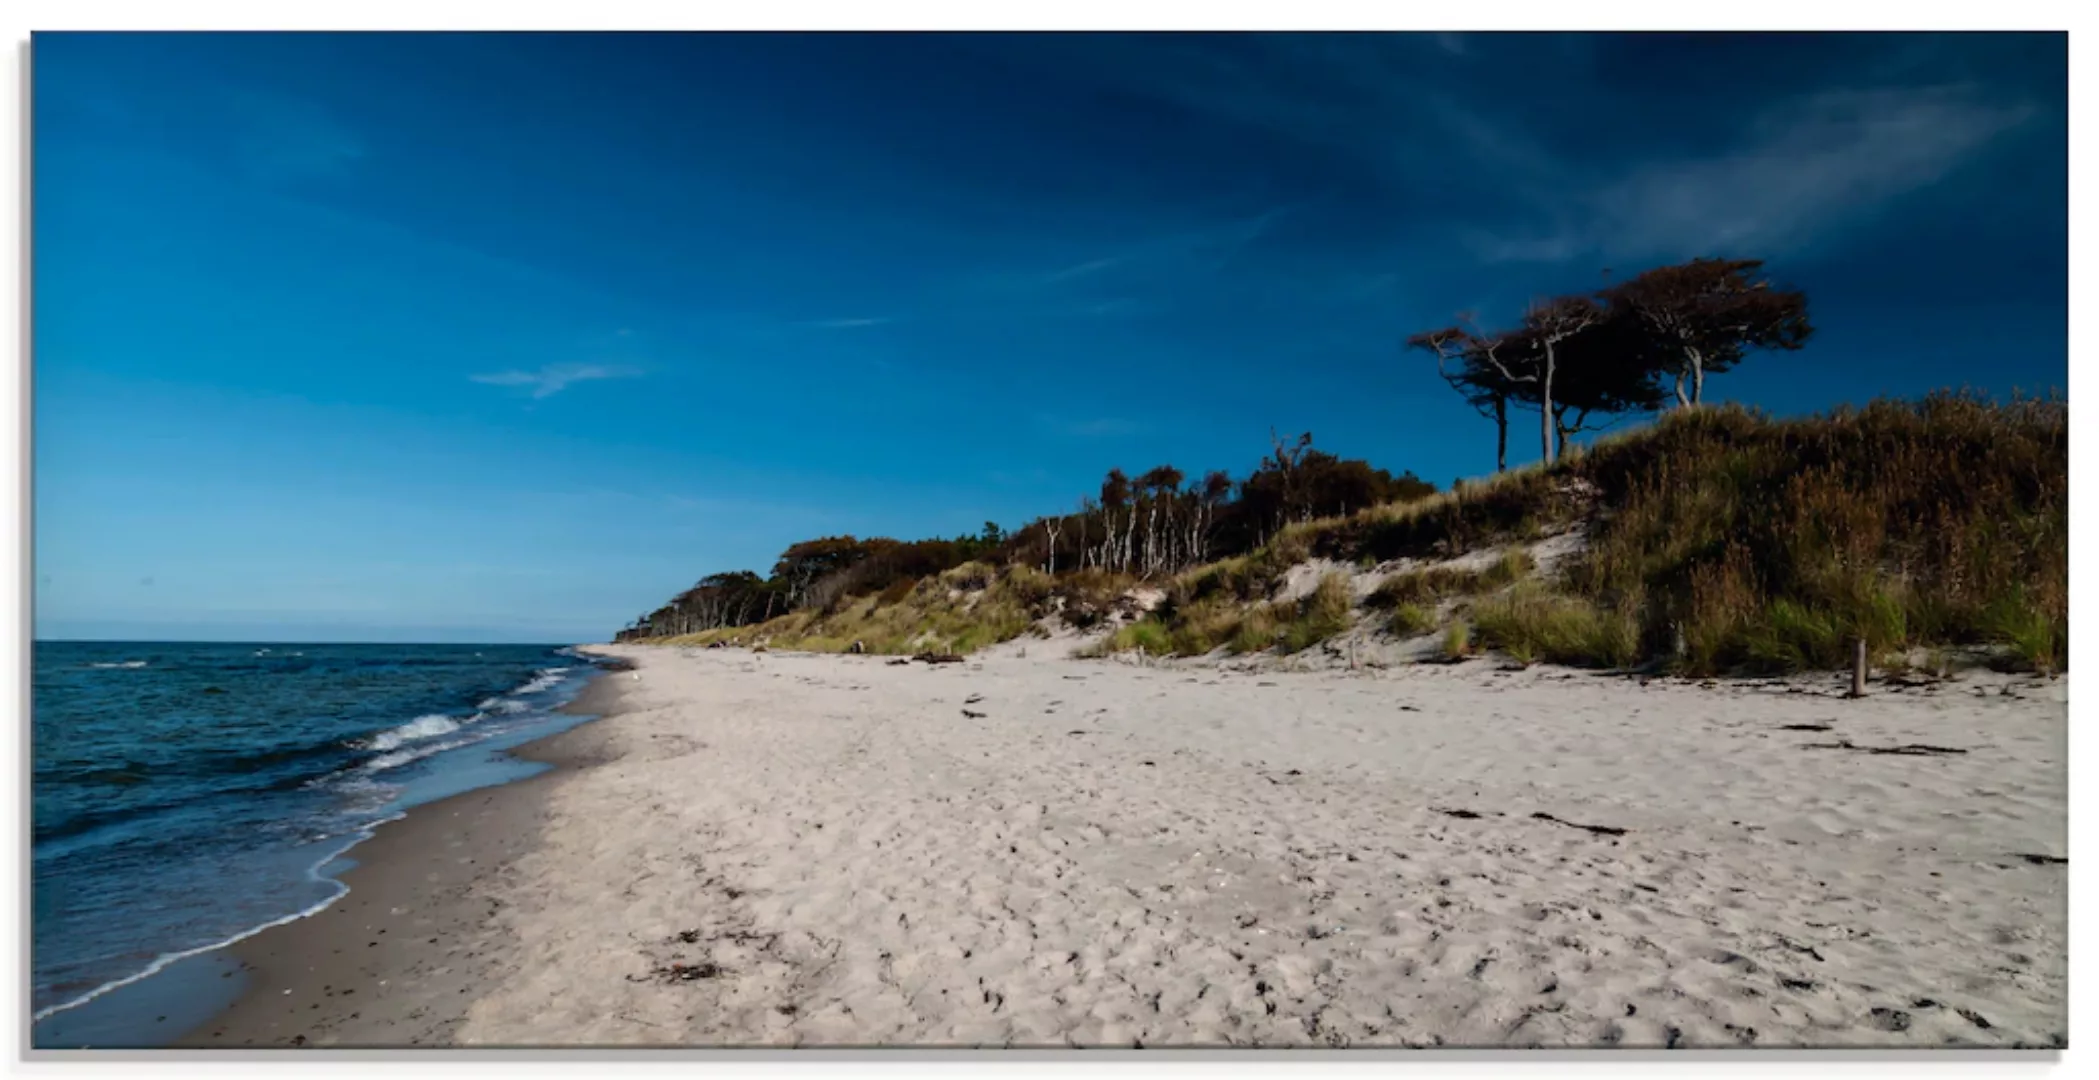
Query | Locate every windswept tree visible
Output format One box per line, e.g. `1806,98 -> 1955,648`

1541,303 -> 1669,452
1601,257 -> 1812,408
1413,295 -> 1666,466
1411,325 -> 1522,472
1512,295 -> 1606,464
770,536 -> 876,608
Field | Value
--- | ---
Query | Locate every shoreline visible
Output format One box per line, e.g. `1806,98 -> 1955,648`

160,664 -> 633,1049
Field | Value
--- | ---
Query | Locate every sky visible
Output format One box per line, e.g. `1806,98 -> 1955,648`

31,31 -> 2068,643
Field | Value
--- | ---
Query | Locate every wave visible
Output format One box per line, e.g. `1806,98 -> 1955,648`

86,661 -> 148,670
363,735 -> 475,773
477,696 -> 532,715
364,714 -> 461,752
513,667 -> 571,696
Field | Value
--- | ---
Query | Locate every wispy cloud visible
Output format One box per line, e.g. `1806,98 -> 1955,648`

470,363 -> 640,399
1466,84 -> 2038,265
223,89 -> 366,185
1433,33 -> 1472,58
1038,414 -> 1142,439
811,317 -> 895,329
1023,202 -> 1307,298
1042,256 -> 1128,284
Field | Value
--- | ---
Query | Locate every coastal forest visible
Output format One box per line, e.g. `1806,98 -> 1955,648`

616,256 -> 2066,677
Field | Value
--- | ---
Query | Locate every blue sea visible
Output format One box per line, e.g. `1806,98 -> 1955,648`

29,641 -> 613,1042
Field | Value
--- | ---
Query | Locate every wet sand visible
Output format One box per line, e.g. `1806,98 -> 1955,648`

176,676 -> 628,1048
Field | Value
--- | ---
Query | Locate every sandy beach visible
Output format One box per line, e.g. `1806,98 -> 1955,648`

184,644 -> 2066,1048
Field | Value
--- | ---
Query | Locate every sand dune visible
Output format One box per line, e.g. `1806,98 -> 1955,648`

451,645 -> 2065,1048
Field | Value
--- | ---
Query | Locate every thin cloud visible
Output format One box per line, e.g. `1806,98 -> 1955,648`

811,317 -> 895,329
470,363 -> 640,399
1467,83 -> 2038,264
1042,256 -> 1128,284
223,89 -> 365,185
1038,414 -> 1142,439
1433,33 -> 1472,58
1027,202 -> 1307,297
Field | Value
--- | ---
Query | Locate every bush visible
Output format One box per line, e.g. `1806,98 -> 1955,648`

1388,603 -> 1436,637
1229,604 -> 1282,654
1983,588 -> 2063,673
1000,564 -> 1056,608
1442,620 -> 1474,660
1053,568 -> 1136,629
1108,619 -> 1173,656
876,577 -> 918,606
1278,573 -> 1353,654
1481,546 -> 1535,589
1472,583 -> 1639,669
1165,600 -> 1243,657
941,562 -> 997,591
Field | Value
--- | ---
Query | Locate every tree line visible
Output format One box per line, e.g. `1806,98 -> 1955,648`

619,255 -> 1813,641
616,432 -> 1433,640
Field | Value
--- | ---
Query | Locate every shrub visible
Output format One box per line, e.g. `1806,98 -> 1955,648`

941,561 -> 997,591
1278,573 -> 1353,654
1388,603 -> 1436,637
1164,600 -> 1243,657
1442,620 -> 1474,660
1480,546 -> 1536,589
1740,599 -> 1846,672
1229,604 -> 1282,654
1472,583 -> 1639,669
876,577 -> 918,606
1053,568 -> 1136,629
1983,588 -> 2063,673
1108,619 -> 1173,656
1369,566 -> 1477,608
999,564 -> 1056,608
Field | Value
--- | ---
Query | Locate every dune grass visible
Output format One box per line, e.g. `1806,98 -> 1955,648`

653,395 -> 2064,677
1305,394 -> 2065,675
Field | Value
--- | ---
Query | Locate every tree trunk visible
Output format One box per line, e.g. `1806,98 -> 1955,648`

1539,340 -> 1557,464
1673,369 -> 1691,409
1493,394 -> 1508,472
1690,349 -> 1707,405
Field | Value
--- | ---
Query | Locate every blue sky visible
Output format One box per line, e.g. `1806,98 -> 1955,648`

33,32 -> 2067,643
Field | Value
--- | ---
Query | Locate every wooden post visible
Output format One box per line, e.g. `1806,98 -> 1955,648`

1849,638 -> 1867,698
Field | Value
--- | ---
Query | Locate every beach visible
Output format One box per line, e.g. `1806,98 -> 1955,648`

183,644 -> 2066,1048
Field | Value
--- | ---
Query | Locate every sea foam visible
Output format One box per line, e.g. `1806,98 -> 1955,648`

514,668 -> 571,695
364,737 -> 474,773
365,714 -> 461,752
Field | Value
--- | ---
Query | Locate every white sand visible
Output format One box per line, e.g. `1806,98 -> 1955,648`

457,646 -> 2065,1047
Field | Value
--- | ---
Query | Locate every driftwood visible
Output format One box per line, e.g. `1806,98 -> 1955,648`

913,652 -> 965,665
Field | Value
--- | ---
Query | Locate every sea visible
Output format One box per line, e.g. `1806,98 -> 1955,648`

29,640 -> 616,1047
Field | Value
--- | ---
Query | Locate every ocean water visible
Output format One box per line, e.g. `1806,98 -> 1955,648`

29,641 -> 614,1035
